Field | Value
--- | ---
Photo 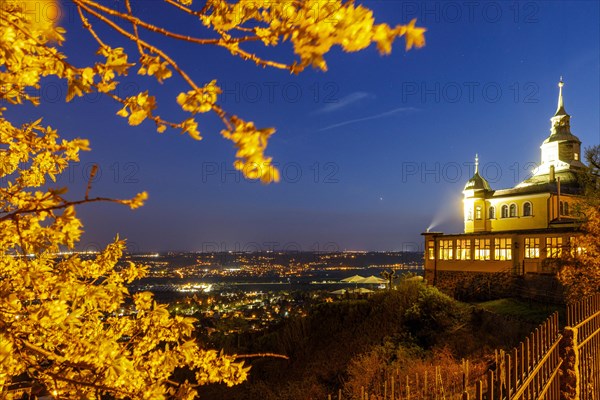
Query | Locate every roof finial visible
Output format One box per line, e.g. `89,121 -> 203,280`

475,153 -> 479,174
555,77 -> 567,116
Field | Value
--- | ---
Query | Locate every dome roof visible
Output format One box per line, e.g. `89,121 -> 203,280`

464,172 -> 491,191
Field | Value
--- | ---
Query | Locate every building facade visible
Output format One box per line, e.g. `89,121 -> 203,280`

423,80 -> 587,286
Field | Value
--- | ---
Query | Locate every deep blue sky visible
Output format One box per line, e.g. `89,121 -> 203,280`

9,0 -> 600,252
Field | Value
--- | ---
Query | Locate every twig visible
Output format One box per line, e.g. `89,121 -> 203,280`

235,352 -> 289,360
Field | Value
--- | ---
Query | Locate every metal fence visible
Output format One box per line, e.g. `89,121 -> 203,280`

472,313 -> 562,400
329,292 -> 600,400
566,293 -> 600,400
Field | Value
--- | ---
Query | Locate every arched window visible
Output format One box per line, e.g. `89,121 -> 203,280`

523,202 -> 532,217
564,202 -> 569,216
501,205 -> 508,218
475,206 -> 482,220
509,204 -> 517,217
489,206 -> 495,219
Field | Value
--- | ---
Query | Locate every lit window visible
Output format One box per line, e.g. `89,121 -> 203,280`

438,240 -> 453,260
475,206 -> 482,220
523,202 -> 532,217
501,205 -> 508,218
428,241 -> 435,260
489,206 -> 495,219
456,239 -> 471,260
474,239 -> 491,260
546,237 -> 563,258
569,236 -> 584,257
494,238 -> 512,260
574,153 -> 579,160
525,238 -> 540,259
509,204 -> 517,217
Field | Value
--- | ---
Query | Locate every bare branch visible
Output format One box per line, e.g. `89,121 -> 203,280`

235,353 -> 289,360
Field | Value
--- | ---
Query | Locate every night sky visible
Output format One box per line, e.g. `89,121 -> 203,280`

8,0 -> 600,252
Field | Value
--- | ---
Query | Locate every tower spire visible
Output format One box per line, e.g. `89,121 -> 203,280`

475,154 -> 479,174
554,77 -> 567,116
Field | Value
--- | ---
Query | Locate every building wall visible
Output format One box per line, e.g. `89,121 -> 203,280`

424,269 -> 564,303
464,193 -> 580,233
464,193 -> 551,233
423,231 -> 578,280
487,194 -> 549,231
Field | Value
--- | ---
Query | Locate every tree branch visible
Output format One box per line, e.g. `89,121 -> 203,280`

235,352 -> 289,360
0,197 -> 124,223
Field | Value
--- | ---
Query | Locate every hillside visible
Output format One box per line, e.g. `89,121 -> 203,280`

198,282 -> 543,399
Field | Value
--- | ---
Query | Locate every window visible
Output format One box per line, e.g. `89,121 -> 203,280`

569,236 -> 584,257
475,206 -> 482,220
564,202 -> 569,216
494,238 -> 512,260
456,239 -> 471,260
467,208 -> 473,221
474,239 -> 491,260
523,202 -> 532,217
427,241 -> 435,260
559,201 -> 564,215
439,240 -> 453,260
489,206 -> 495,219
574,153 -> 579,160
509,204 -> 517,217
525,238 -> 540,259
546,237 -> 563,258
501,205 -> 508,218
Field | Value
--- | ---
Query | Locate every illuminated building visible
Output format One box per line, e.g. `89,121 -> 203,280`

423,80 -> 587,287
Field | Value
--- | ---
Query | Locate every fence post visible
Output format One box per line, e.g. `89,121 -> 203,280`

487,370 -> 494,400
560,324 -> 579,400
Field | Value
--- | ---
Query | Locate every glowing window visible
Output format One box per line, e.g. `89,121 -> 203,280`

494,238 -> 512,260
428,241 -> 435,260
569,236 -> 584,257
438,240 -> 453,260
546,237 -> 563,258
509,204 -> 517,217
523,202 -> 532,217
501,205 -> 508,218
525,238 -> 540,259
489,206 -> 495,219
456,239 -> 471,260
474,239 -> 491,260
475,206 -> 482,220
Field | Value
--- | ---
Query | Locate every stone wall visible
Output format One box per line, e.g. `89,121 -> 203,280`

425,269 -> 564,303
